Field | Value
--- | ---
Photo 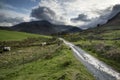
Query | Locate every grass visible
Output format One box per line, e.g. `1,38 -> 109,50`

0,29 -> 95,80
62,25 -> 120,72
73,40 -> 120,72
0,44 -> 95,80
0,30 -> 51,41
101,30 -> 120,39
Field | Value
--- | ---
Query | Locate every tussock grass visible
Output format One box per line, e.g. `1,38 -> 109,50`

62,26 -> 120,72
0,39 -> 95,80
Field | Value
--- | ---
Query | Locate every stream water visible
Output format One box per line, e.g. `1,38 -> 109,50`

60,38 -> 120,80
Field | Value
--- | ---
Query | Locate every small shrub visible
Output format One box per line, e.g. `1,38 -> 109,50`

61,60 -> 72,67
105,49 -> 120,61
44,53 -> 53,59
57,74 -> 66,80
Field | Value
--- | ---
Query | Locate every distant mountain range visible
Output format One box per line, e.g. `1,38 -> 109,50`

82,12 -> 120,36
0,12 -> 120,35
86,12 -> 120,31
10,20 -> 81,35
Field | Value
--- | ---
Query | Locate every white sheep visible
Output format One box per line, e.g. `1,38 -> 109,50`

3,47 -> 11,51
42,42 -> 47,46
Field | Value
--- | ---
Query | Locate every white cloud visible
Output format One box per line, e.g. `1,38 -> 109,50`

0,22 -> 13,26
0,9 -> 30,26
1,0 -> 120,28
31,0 -> 120,28
0,3 -> 30,26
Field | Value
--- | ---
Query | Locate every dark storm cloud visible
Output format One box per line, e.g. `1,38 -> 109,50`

31,7 -> 56,21
31,6 -> 67,25
71,14 -> 91,22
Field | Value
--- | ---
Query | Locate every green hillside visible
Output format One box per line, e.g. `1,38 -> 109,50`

0,30 -> 50,41
62,25 -> 120,72
0,44 -> 95,80
0,30 -> 95,80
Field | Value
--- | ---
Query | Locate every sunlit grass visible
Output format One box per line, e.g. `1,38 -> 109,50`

0,44 -> 95,80
0,30 -> 51,41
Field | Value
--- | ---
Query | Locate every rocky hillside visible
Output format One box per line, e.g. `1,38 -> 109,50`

11,20 -> 81,35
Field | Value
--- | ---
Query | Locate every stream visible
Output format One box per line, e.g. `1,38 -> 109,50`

60,38 -> 120,80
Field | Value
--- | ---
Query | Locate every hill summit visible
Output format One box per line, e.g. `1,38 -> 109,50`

11,20 -> 81,35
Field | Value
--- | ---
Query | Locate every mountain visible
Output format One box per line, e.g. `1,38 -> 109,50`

11,20 -> 81,35
0,26 -> 11,30
59,27 -> 82,35
62,12 -> 120,41
87,12 -> 120,32
103,12 -> 120,26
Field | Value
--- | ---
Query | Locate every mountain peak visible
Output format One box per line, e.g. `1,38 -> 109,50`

104,12 -> 120,26
11,20 -> 81,35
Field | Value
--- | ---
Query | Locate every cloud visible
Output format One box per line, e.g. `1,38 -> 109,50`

0,10 -> 28,26
31,0 -> 120,29
0,2 -> 30,26
31,7 -> 56,21
1,0 -> 120,28
87,4 -> 120,28
71,14 -> 91,22
31,6 -> 66,25
0,14 -> 23,23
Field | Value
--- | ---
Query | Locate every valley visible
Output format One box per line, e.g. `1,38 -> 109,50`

0,30 -> 95,80
0,13 -> 120,80
0,0 -> 120,80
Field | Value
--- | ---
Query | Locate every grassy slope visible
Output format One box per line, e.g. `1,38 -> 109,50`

0,30 -> 50,41
0,30 -> 95,80
62,26 -> 120,72
0,44 -> 95,80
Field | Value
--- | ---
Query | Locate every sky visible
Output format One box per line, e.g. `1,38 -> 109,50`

0,0 -> 120,29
